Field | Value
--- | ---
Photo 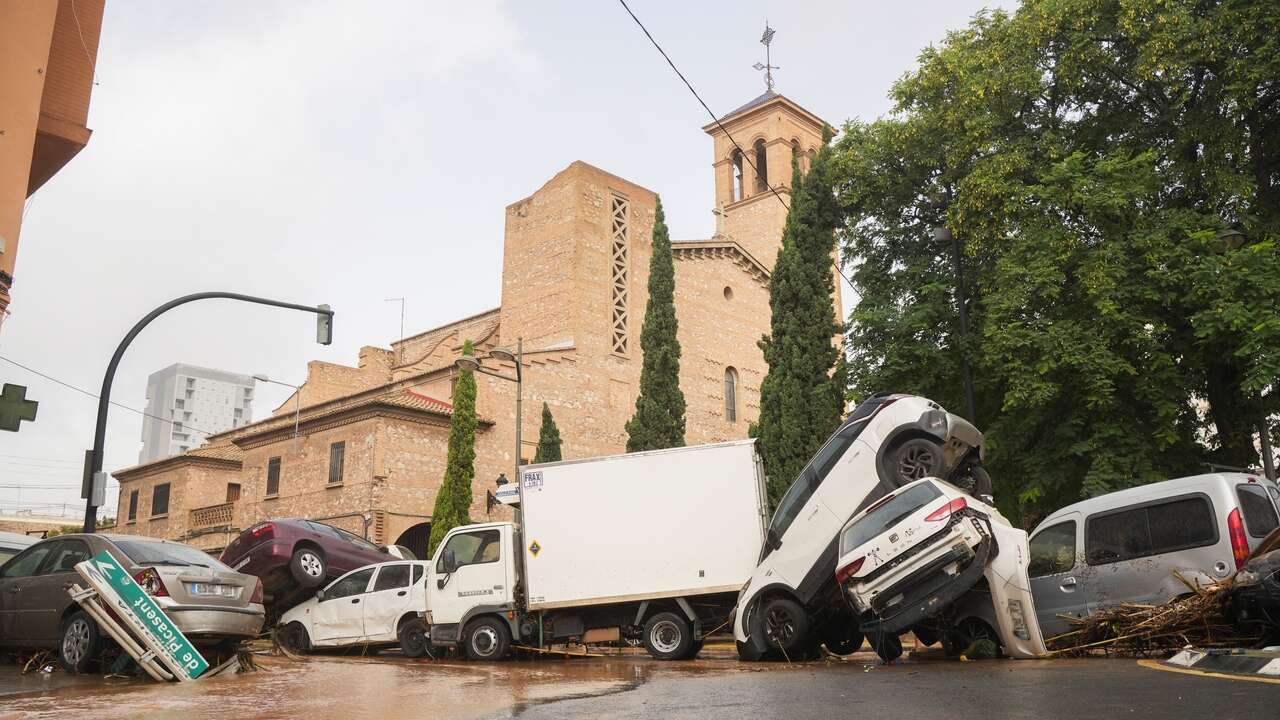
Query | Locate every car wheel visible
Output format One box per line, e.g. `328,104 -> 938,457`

59,611 -> 102,673
759,597 -> 811,657
290,547 -> 327,588
736,638 -> 768,661
887,437 -> 943,486
822,620 -> 863,655
866,630 -> 903,663
398,618 -> 430,658
946,617 -> 1002,659
912,625 -> 941,647
278,621 -> 311,654
642,612 -> 694,660
463,617 -> 511,661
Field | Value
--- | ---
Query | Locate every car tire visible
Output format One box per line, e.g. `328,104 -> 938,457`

398,618 -> 430,658
945,617 -> 1002,659
289,547 -> 327,588
866,630 -> 903,663
463,617 -> 511,661
643,612 -> 694,660
736,638 -> 769,661
822,621 -> 863,655
278,621 -> 311,654
912,625 -> 941,647
759,597 -> 811,657
58,611 -> 102,673
969,465 -> 993,502
886,437 -> 944,486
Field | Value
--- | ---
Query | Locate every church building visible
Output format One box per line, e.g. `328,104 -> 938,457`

112,91 -> 833,558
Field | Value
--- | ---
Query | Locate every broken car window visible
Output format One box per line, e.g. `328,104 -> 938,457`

373,564 -> 411,591
327,568 -> 375,599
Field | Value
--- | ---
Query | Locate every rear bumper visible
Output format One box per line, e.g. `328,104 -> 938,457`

856,537 -> 992,636
229,542 -> 294,588
163,603 -> 266,640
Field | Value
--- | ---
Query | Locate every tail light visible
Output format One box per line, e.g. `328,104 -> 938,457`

249,522 -> 276,543
1228,508 -> 1249,570
133,567 -> 170,597
926,496 -> 968,522
250,578 -> 264,604
836,556 -> 866,584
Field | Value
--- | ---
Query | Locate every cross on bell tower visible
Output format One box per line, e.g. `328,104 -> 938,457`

752,22 -> 778,92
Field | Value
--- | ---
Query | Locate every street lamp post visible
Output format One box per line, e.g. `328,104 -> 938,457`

81,292 -> 333,533
455,337 -> 524,504
252,374 -> 301,438
935,226 -> 978,424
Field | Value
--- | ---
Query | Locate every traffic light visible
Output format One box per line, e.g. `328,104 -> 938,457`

316,304 -> 333,345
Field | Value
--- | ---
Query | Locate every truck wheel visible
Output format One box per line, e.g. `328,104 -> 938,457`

290,547 -> 327,588
58,611 -> 102,673
463,617 -> 511,661
643,612 -> 693,660
277,622 -> 310,654
759,597 -> 811,657
398,618 -> 430,658
866,630 -> 903,663
886,437 -> 943,486
684,638 -> 705,659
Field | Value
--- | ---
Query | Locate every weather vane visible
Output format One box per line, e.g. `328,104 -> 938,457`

753,21 -> 778,92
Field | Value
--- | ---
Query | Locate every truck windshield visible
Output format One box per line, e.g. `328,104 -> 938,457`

839,481 -> 943,555
765,396 -> 892,545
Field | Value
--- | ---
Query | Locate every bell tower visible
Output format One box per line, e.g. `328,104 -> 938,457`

704,92 -> 827,271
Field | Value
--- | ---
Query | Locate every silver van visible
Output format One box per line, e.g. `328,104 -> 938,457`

1027,473 -> 1280,639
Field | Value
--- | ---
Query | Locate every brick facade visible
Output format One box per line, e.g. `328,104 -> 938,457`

113,94 -> 830,558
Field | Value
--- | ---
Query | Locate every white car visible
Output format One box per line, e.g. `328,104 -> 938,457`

733,393 -> 991,660
277,561 -> 431,657
836,478 -> 1047,661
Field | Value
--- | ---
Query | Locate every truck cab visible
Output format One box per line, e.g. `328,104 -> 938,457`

423,522 -> 520,659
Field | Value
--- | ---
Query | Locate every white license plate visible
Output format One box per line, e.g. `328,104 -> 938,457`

187,583 -> 239,598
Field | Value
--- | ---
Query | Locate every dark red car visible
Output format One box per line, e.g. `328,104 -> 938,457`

219,519 -> 393,605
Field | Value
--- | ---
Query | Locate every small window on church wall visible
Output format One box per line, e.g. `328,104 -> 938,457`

731,150 -> 744,202
723,286 -> 734,301
792,139 -> 802,171
724,367 -> 738,422
807,148 -> 817,171
609,193 -> 631,355
754,140 -> 769,193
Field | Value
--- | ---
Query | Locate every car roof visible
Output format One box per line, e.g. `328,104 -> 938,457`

1036,472 -> 1270,530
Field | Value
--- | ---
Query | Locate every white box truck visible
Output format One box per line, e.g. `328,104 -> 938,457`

421,439 -> 768,660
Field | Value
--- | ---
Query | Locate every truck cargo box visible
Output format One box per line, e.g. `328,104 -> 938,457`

519,439 -> 768,611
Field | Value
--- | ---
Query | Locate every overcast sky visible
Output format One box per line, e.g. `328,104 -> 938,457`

0,0 -> 1013,520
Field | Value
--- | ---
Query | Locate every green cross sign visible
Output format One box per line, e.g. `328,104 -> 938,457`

0,384 -> 38,432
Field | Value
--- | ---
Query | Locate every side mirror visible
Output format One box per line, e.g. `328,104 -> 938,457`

441,548 -> 458,574
766,528 -> 782,552
315,590 -> 326,602
378,545 -> 389,554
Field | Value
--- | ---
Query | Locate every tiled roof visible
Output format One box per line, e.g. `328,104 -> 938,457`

235,388 -> 456,440
185,442 -> 245,463
721,91 -> 779,121
113,440 -> 244,480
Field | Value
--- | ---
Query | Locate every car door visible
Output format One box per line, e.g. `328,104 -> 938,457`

21,538 -> 93,646
427,528 -> 508,627
1028,514 -> 1090,640
0,542 -> 55,643
311,566 -> 375,645
361,563 -> 415,642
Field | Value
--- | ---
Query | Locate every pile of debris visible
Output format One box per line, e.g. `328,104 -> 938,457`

1047,574 -> 1258,657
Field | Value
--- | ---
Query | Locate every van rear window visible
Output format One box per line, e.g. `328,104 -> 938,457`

1237,484 -> 1280,538
1086,495 -> 1216,565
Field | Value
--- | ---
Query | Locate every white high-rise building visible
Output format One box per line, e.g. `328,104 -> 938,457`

139,364 -> 255,464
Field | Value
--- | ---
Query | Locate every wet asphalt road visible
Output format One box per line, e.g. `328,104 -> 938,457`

1,647 -> 1276,719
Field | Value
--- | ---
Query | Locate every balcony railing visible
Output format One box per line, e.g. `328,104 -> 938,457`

190,502 -> 234,529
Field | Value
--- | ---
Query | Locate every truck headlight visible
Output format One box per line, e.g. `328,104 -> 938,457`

1006,599 -> 1029,641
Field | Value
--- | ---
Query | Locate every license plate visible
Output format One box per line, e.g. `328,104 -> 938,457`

187,583 -> 239,598
232,557 -> 250,570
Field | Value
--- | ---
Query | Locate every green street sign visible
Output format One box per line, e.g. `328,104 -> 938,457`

81,551 -> 209,679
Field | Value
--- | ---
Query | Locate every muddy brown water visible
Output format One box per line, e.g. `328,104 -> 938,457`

0,647 -> 787,720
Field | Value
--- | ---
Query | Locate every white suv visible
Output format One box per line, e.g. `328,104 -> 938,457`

733,394 -> 990,660
836,478 -> 1046,661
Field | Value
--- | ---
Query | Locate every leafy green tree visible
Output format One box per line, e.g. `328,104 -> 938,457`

831,0 -> 1280,521
626,197 -> 687,452
534,402 -> 563,463
757,138 -> 845,506
428,340 -> 478,555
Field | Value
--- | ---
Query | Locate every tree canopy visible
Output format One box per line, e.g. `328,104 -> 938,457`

832,0 -> 1280,522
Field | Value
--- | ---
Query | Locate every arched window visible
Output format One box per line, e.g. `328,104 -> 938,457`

754,140 -> 769,193
731,150 -> 744,202
791,139 -> 802,170
724,367 -> 738,422
807,148 -> 817,171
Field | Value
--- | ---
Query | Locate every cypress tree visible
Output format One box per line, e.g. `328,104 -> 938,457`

757,134 -> 844,506
625,196 -> 687,452
428,340 -> 478,555
534,402 -> 563,463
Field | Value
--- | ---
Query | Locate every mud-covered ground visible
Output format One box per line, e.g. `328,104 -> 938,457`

1,644 -> 1275,719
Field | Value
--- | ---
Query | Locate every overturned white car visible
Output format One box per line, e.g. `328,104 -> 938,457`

835,478 -> 1047,661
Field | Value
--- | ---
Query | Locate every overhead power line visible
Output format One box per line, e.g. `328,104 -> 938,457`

614,0 -> 858,294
